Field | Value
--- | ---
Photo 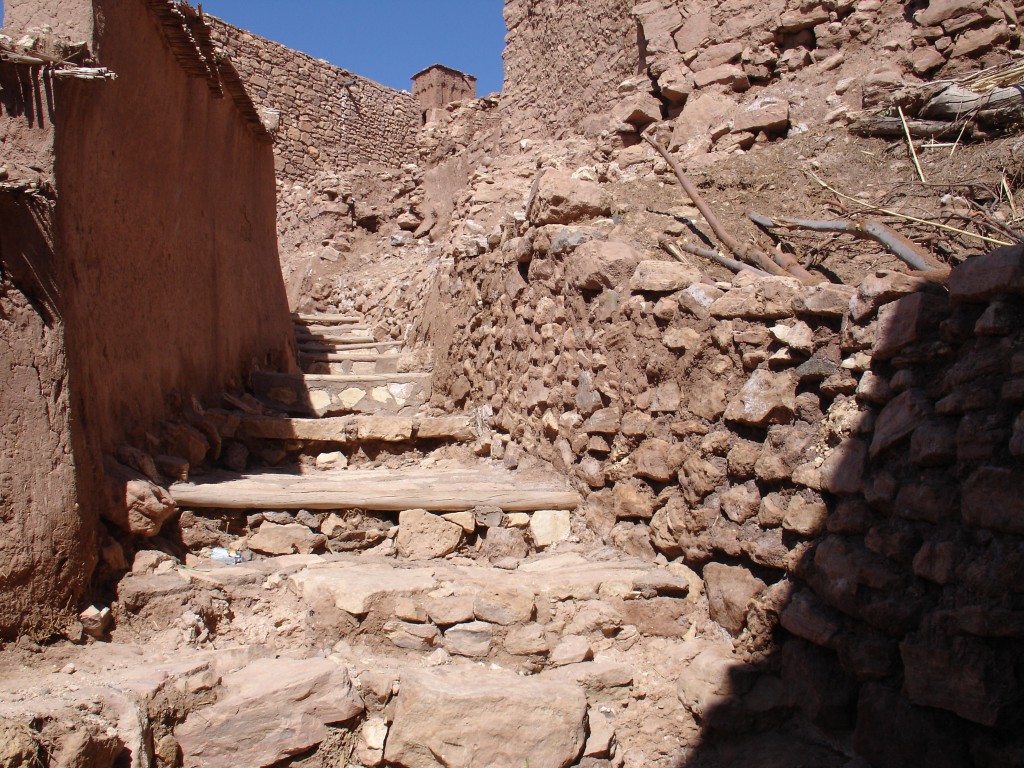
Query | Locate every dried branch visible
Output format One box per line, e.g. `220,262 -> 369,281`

749,212 -> 950,277
659,235 -> 770,276
642,132 -> 819,284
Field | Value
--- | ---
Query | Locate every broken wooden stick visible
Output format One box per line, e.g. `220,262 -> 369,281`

659,234 -> 770,276
642,132 -> 819,284
748,212 -> 950,277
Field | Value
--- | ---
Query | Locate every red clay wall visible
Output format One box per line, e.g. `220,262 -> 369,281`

0,0 -> 295,639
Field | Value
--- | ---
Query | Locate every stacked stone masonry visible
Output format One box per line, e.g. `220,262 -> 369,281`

433,167 -> 1024,764
501,0 -> 640,141
502,0 -> 1024,145
210,19 -> 421,182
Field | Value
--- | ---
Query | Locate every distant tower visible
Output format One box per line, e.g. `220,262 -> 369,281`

411,64 -> 477,121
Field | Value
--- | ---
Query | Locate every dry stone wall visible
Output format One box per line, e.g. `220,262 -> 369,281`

500,0 -> 1023,150
210,19 -> 420,182
501,0 -> 640,141
430,167 -> 1024,764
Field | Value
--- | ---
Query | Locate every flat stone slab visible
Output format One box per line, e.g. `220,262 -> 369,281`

176,657 -> 363,768
384,666 -> 587,768
290,562 -> 439,615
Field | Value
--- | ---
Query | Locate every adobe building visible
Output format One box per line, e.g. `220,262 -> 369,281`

411,63 -> 477,119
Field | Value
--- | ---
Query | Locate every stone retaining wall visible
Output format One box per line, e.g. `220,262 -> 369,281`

501,0 -> 639,141
431,168 -> 1024,764
210,19 -> 421,181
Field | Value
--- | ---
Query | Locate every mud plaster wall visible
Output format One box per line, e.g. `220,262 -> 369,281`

0,0 -> 295,636
501,0 -> 639,141
56,0 -> 296,462
0,201 -> 91,641
210,19 -> 420,183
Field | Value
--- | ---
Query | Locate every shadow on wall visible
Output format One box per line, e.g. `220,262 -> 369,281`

676,252 -> 1024,767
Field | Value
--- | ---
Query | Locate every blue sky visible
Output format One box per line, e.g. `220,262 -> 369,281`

199,0 -> 507,96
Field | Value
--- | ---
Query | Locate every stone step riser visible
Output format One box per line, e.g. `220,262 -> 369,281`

253,371 -> 431,416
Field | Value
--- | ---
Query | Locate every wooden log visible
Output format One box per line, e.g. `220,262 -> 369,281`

749,213 -> 950,276
294,330 -> 377,345
234,414 -> 475,443
169,467 -> 581,512
298,340 -> 403,354
293,313 -> 364,325
920,84 -> 1024,121
848,114 -> 973,140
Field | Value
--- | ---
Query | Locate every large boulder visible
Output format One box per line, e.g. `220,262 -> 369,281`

704,563 -> 766,635
384,667 -> 587,768
725,370 -> 798,427
248,522 -> 326,555
530,171 -> 610,226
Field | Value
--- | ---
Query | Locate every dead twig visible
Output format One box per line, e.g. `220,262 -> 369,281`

642,132 -> 819,283
749,212 -> 951,277
898,105 -> 927,184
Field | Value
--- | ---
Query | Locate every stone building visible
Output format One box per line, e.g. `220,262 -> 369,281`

412,64 -> 478,118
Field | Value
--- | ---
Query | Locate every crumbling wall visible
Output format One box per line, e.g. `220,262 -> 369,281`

0,0 -> 295,638
430,163 -> 1024,763
210,19 -> 421,182
501,0 -> 639,141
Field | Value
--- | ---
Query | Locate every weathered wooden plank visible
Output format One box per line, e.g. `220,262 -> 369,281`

298,323 -> 373,333
293,313 -> 364,325
298,340 -> 403,353
294,328 -> 376,344
234,414 -> 475,443
169,467 -> 580,512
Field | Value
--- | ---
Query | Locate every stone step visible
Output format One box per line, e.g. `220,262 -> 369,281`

169,465 -> 581,512
292,313 -> 364,325
252,371 -> 431,416
232,414 -> 476,443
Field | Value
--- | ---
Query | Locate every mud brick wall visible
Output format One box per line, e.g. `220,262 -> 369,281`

0,0 -> 295,639
500,0 -> 639,141
430,167 -> 1024,764
210,19 -> 420,181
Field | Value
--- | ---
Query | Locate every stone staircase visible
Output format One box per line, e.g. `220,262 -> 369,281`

0,312 -> 715,768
